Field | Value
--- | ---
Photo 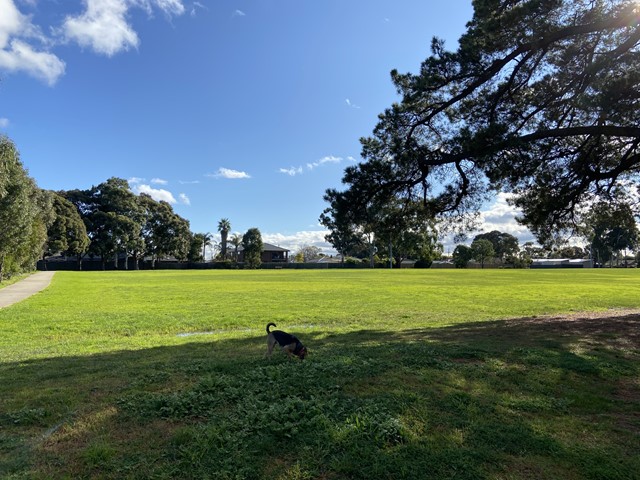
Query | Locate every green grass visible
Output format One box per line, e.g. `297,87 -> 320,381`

1,270 -> 639,479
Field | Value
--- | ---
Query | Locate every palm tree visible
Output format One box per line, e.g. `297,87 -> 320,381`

217,218 -> 231,259
229,233 -> 243,262
201,232 -> 213,261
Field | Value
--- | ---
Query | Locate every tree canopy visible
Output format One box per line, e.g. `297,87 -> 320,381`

242,228 -> 263,269
62,178 -> 192,269
326,0 -> 640,244
0,137 -> 52,281
473,230 -> 519,260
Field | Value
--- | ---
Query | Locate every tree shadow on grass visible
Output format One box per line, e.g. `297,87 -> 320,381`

1,312 -> 639,479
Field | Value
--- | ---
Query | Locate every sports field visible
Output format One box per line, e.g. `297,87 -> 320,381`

1,270 -> 639,479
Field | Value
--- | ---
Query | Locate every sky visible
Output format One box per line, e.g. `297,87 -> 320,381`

0,0 -> 537,256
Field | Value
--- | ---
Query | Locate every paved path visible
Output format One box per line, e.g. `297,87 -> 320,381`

0,271 -> 56,309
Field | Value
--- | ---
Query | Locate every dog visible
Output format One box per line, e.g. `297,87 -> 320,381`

266,322 -> 307,360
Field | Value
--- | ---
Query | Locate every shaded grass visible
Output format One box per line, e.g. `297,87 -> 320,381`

1,270 -> 639,479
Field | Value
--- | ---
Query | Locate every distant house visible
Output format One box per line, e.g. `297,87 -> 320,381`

530,258 -> 593,269
237,243 -> 290,263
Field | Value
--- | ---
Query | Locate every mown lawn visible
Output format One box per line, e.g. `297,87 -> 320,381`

1,269 -> 639,479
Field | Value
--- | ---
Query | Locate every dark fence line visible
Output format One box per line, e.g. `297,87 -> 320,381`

36,259 -> 375,271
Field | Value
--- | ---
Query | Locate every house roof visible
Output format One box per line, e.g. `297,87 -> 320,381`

262,243 -> 290,252
236,243 -> 289,252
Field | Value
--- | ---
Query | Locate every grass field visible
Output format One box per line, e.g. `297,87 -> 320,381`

1,269 -> 639,479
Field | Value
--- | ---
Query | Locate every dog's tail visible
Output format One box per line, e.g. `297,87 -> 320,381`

266,322 -> 277,334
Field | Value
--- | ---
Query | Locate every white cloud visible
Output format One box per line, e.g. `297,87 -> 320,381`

179,179 -> 200,184
279,166 -> 303,176
132,183 -> 177,203
148,0 -> 185,16
307,155 -> 343,170
61,0 -> 185,57
128,176 -> 145,184
209,167 -> 251,179
477,192 -> 531,236
0,0 -> 65,85
62,0 -> 139,56
1,0 -> 187,84
441,193 -> 536,252
0,118 -> 9,128
232,9 -> 246,17
190,1 -> 207,17
0,39 -> 66,85
151,177 -> 168,185
263,230 -> 336,256
280,155 -> 351,176
178,193 -> 190,205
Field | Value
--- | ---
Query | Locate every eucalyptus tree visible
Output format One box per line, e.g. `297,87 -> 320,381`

242,228 -> 263,269
325,0 -> 640,245
44,192 -> 90,268
473,231 -> 519,261
471,239 -> 496,269
0,136 -> 49,281
452,244 -> 474,269
319,192 -> 364,264
582,201 -> 639,266
138,194 -> 191,267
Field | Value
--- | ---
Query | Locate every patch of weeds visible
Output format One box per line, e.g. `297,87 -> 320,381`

129,371 -> 171,387
275,462 -> 314,480
81,441 -> 117,471
1,407 -> 48,427
505,395 -> 573,414
338,408 -> 408,447
0,433 -> 31,477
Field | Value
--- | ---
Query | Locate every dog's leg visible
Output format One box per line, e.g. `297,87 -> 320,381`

266,334 -> 276,359
283,343 -> 296,360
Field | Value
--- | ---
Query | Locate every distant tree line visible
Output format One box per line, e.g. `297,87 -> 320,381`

0,136 -> 269,280
451,222 -> 639,269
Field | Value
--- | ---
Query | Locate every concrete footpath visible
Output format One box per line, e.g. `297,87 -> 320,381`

0,271 -> 56,308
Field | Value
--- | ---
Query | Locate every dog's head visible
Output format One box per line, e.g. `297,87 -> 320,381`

297,346 -> 308,360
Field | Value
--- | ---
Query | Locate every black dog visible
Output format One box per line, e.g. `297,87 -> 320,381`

266,322 -> 307,360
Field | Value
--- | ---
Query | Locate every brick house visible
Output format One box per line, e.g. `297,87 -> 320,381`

237,243 -> 290,263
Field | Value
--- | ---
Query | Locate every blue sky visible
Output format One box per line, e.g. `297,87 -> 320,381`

0,0 -> 535,254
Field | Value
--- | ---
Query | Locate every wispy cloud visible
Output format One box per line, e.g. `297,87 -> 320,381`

209,167 -> 251,179
128,176 -> 145,185
179,179 -> 201,185
278,155 -> 355,177
190,1 -> 207,17
307,155 -> 343,170
0,118 -> 9,128
232,9 -> 246,17
151,177 -> 168,185
345,98 -> 360,109
279,166 -> 303,177
178,193 -> 190,205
